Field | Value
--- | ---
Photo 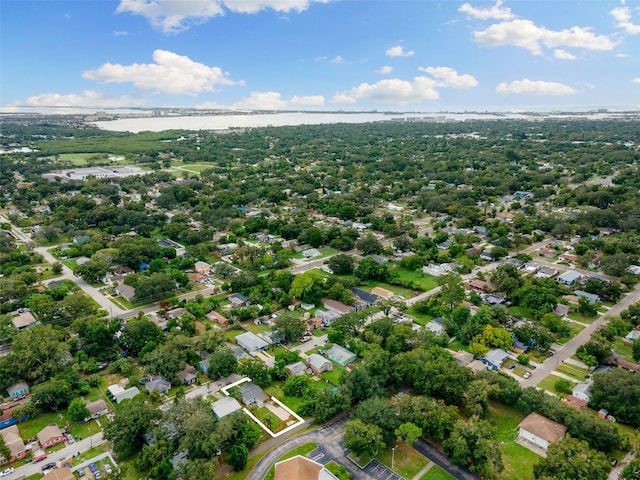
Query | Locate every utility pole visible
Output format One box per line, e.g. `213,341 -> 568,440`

391,445 -> 398,470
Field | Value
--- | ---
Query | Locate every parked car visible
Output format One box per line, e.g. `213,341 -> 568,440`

0,467 -> 15,477
523,372 -> 532,379
77,469 -> 85,477
88,463 -> 99,474
66,433 -> 75,444
508,364 -> 516,370
104,464 -> 113,474
33,454 -> 48,463
41,462 -> 57,471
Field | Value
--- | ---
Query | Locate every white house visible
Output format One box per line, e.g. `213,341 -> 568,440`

236,331 -> 268,352
517,413 -> 566,454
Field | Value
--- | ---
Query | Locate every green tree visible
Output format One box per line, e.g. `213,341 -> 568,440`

621,456 -> 640,480
0,434 -> 12,465
228,444 -> 249,471
273,313 -> 306,343
633,339 -> 640,362
589,368 -> 640,426
439,273 -> 465,310
67,397 -> 91,422
208,347 -> 238,378
119,317 -> 164,357
12,325 -> 69,383
395,422 -> 421,458
299,388 -> 350,424
357,234 -> 383,255
32,378 -> 73,412
577,297 -> 598,317
343,419 -> 385,460
104,397 -> 162,458
533,436 -> 609,480
75,256 -> 109,284
289,270 -> 325,302
327,254 -> 355,275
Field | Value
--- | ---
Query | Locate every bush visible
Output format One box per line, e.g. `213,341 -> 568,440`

517,354 -> 530,366
555,379 -> 573,395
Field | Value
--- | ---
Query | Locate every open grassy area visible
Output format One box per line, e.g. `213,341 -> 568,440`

488,404 -> 540,480
556,363 -> 589,381
262,442 -> 318,480
321,365 -> 346,385
507,305 -> 534,319
421,465 -> 456,480
614,337 -> 636,362
538,373 -> 577,397
377,445 -> 429,480
567,311 -> 599,324
326,461 -> 354,480
359,281 -> 414,299
556,322 -> 585,344
391,269 -> 439,292
406,307 -> 434,326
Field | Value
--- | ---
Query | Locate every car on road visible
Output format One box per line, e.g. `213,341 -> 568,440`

523,371 -> 532,379
34,454 -> 48,463
41,462 -> 57,471
0,467 -> 15,477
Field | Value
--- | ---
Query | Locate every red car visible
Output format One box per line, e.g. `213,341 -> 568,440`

33,454 -> 48,463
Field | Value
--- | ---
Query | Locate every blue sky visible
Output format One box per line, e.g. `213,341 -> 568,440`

1,0 -> 639,112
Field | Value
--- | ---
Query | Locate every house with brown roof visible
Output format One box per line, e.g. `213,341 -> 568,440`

176,365 -> 198,385
37,424 -> 65,448
84,399 -> 108,422
11,311 -> 38,331
0,425 -> 26,463
206,311 -> 230,326
538,248 -> 557,258
517,413 -> 566,455
323,299 -> 355,315
371,287 -> 394,300
115,284 -> 136,302
41,467 -> 74,480
274,455 -> 338,480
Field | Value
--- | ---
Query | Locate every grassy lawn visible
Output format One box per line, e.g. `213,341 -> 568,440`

243,322 -> 272,335
421,465 -> 456,480
507,305 -> 534,319
614,337 -> 636,362
447,339 -> 469,353
321,365 -> 346,385
391,269 -> 439,292
377,445 -> 429,479
567,311 -> 599,324
406,307 -> 433,326
62,259 -> 78,270
262,442 -> 318,480
178,164 -> 212,172
538,374 -> 576,397
488,404 -> 540,480
556,363 -> 589,381
556,322 -> 585,344
18,411 -> 74,439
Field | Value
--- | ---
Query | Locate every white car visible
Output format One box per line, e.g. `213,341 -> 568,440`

523,372 -> 532,379
104,464 -> 113,474
0,467 -> 15,477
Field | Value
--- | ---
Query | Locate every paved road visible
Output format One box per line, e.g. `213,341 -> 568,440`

4,432 -> 106,480
521,281 -> 640,388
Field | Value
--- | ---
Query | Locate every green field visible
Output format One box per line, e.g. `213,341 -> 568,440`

488,404 -> 540,480
507,305 -> 535,319
377,445 -> 430,479
421,465 -> 456,480
538,373 -> 577,396
359,281 -> 414,299
556,363 -> 589,381
391,269 -> 439,292
567,311 -> 599,324
614,337 -> 636,362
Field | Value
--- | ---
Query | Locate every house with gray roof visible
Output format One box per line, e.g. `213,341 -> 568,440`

558,270 -> 582,286
285,361 -> 308,376
236,331 -> 268,352
574,290 -> 600,303
146,375 -> 171,395
327,344 -> 356,367
307,354 -> 333,374
481,348 -> 510,371
241,382 -> 268,406
212,396 -> 242,419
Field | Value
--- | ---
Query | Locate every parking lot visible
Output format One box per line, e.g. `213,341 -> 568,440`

318,414 -> 348,434
364,460 -> 404,480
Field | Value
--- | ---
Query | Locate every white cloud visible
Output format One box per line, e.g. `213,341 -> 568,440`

116,0 -> 323,33
633,78 -> 640,84
332,77 -> 439,105
9,90 -> 145,108
386,45 -> 414,57
554,49 -> 576,60
330,56 -> 345,64
418,66 -> 478,88
113,30 -> 129,36
610,4 -> 640,35
377,66 -> 393,74
82,50 -> 243,96
473,19 -> 616,55
458,0 -> 515,20
495,79 -> 576,95
617,53 -> 630,58
228,91 -> 325,109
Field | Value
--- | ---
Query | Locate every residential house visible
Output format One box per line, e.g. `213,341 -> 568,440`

559,253 -> 579,263
553,304 -> 570,317
504,258 -> 525,269
73,235 -> 92,245
371,287 -> 394,300
467,279 -> 496,293
574,291 -> 600,303
236,331 -> 268,352
323,299 -> 355,315
351,288 -> 380,308
108,384 -> 141,404
148,313 -> 168,331
176,366 -> 198,385
157,238 -> 186,257
571,381 -> 592,403
167,307 -> 187,320
606,355 -> 640,373
115,284 -> 136,302
6,381 -> 29,399
198,351 -> 211,374
241,382 -> 268,406
206,311 -> 230,326
484,294 -> 506,305
623,329 -> 640,345
536,266 -> 559,279
538,248 -> 557,258
481,349 -> 510,371
517,413 -> 566,454
285,362 -> 308,376
146,376 -> 171,395
274,455 -> 338,480
327,345 -> 357,367
564,395 -> 588,410
425,321 -> 445,336
496,212 -> 514,223
211,396 -> 242,419
452,350 -> 474,366
558,270 -> 582,286
41,467 -> 75,480
228,293 -> 250,307
315,310 -> 341,326
37,424 -> 65,448
230,346 -> 246,361
302,248 -> 321,258
367,254 -> 389,265
194,261 -> 211,275
84,399 -> 108,422
0,425 -> 26,463
11,311 -> 38,331
306,317 -> 323,332
307,354 -> 333,374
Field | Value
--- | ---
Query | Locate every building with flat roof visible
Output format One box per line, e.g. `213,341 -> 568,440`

236,331 -> 268,352
327,344 -> 356,367
212,396 -> 242,419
